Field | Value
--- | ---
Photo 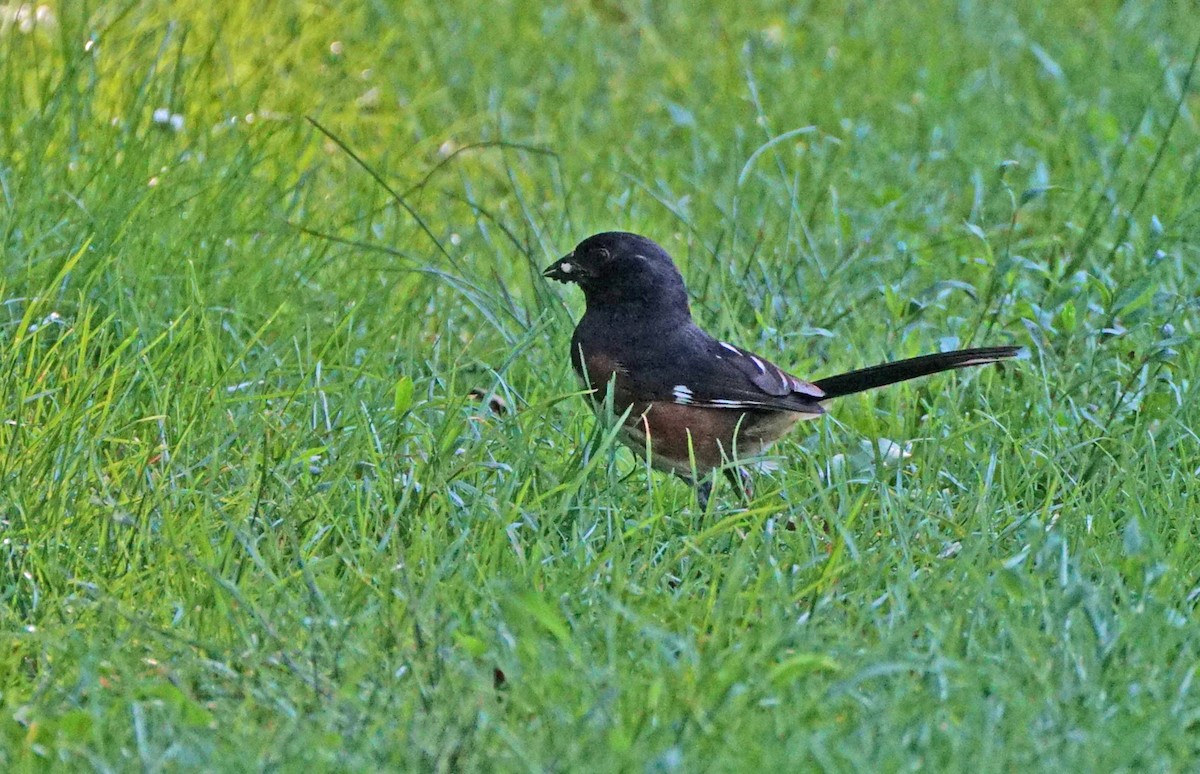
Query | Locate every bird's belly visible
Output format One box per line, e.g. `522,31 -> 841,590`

612,401 -> 813,479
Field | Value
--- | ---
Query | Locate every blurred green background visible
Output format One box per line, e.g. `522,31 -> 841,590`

2,1 -> 1198,769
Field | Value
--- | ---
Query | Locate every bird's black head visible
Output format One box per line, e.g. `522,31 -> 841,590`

543,232 -> 691,315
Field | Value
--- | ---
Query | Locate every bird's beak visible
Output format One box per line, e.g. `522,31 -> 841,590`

542,252 -> 577,283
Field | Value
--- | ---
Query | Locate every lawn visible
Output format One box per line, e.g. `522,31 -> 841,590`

2,1 -> 1199,770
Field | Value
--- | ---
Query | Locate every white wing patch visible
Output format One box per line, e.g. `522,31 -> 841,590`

672,384 -> 694,404
719,342 -> 740,356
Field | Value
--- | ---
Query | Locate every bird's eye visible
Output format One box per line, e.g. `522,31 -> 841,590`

593,247 -> 611,261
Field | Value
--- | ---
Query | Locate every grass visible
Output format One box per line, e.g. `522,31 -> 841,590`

2,0 -> 1199,769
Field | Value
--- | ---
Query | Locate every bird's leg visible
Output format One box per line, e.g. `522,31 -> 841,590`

723,467 -> 753,501
692,468 -> 753,510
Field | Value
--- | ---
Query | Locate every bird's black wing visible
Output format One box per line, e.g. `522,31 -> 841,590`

609,327 -> 826,415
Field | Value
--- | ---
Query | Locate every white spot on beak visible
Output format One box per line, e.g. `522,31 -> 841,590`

559,262 -> 574,274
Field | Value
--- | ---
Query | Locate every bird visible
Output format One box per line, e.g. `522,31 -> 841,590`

543,231 -> 1020,506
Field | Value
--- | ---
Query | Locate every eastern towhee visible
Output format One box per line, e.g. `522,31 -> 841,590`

544,231 -> 1019,505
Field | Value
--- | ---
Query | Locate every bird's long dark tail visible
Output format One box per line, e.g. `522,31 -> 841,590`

812,346 -> 1021,400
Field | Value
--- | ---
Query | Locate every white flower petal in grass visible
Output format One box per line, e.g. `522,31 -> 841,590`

151,108 -> 184,133
1,4 -> 56,34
